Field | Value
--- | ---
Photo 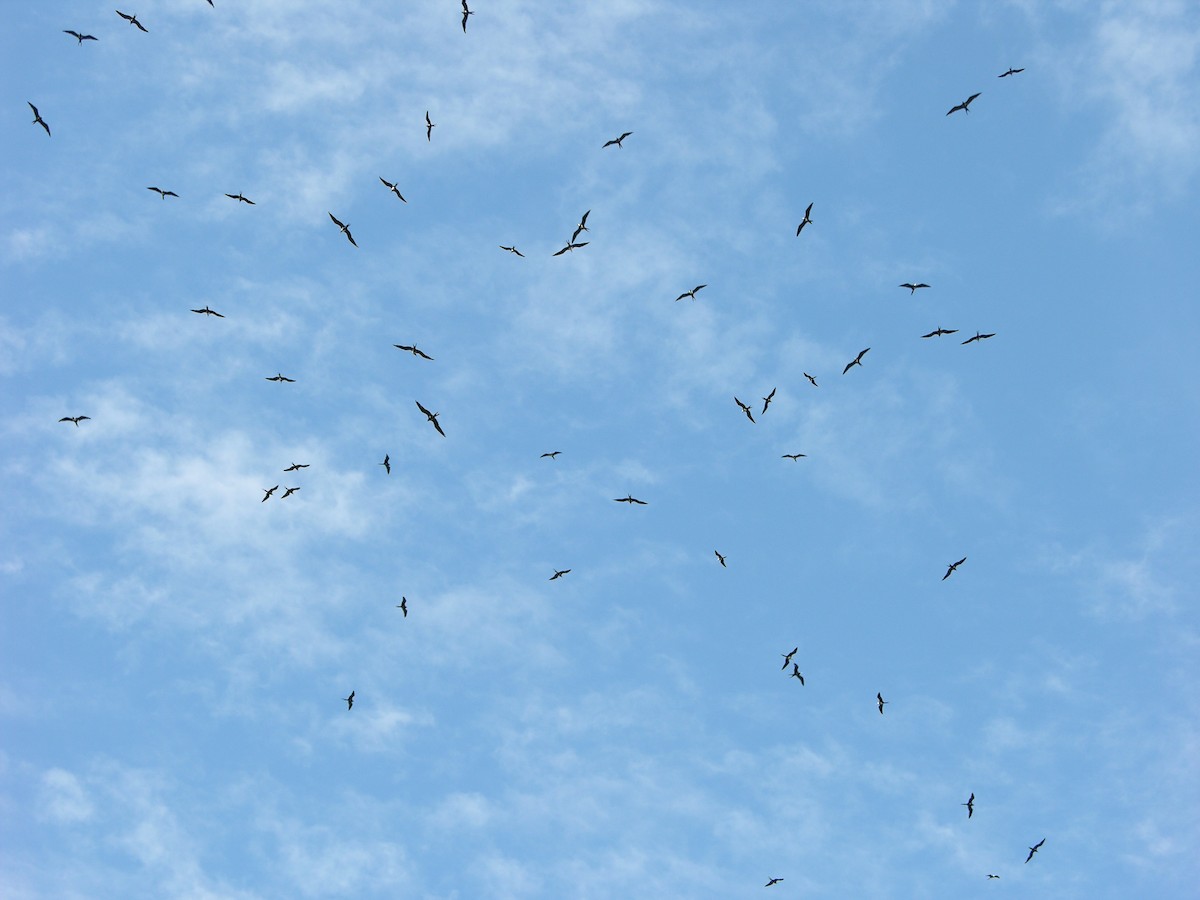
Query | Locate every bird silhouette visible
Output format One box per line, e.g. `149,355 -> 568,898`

394,344 -> 433,360
803,372 -> 818,387
28,102 -> 51,137
549,569 -> 571,580
415,401 -> 445,436
843,348 -> 870,374
328,213 -> 357,247
942,557 -> 967,580
613,495 -> 647,505
790,664 -> 805,685
947,92 -> 982,115
781,453 -> 807,460
999,67 -> 1025,78
603,131 -> 632,148
921,326 -> 958,338
540,451 -> 561,459
262,485 -> 279,502
380,454 -> 390,474
64,30 -> 98,43
461,0 -> 473,32
281,486 -> 300,499
397,597 -> 407,617
425,111 -> 435,141
379,177 -> 407,202
987,874 -> 1000,879
265,373 -> 295,382
674,284 -> 707,302
500,245 -> 525,257
961,331 -> 996,345
900,282 -> 930,294
715,550 -> 727,567
190,306 -> 224,317
796,202 -> 814,235
734,397 -> 756,423
225,192 -> 255,204
877,692 -> 888,714
284,463 -> 309,472
781,647 -> 798,670
116,10 -> 149,32
1025,838 -> 1045,863
963,793 -> 974,818
59,416 -> 90,426
571,210 -> 591,243
765,878 -> 784,887
761,387 -> 776,415
343,690 -> 355,710
552,240 -> 589,256
148,187 -> 178,199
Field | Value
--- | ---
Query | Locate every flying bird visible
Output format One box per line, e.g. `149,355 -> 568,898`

603,131 -> 633,148
549,569 -> 571,580
842,348 -> 870,374
571,210 -> 591,243
921,326 -> 958,338
796,202 -> 814,235
761,387 -> 776,415
734,397 -> 756,423
425,111 -> 435,141
147,187 -> 178,199
281,486 -> 300,499
540,451 -> 561,459
59,416 -> 90,426
394,344 -> 433,360
415,400 -> 445,436
942,557 -> 967,580
461,0 -> 473,32
265,373 -> 295,382
781,453 -> 807,460
803,372 -> 818,387
987,874 -> 1000,879
999,67 -> 1025,78
115,10 -> 148,32
877,692 -> 888,714
1025,838 -> 1045,863
284,463 -> 309,472
963,793 -> 975,818
225,192 -> 255,205
64,30 -> 98,43
765,878 -> 784,887
28,102 -> 50,137
262,485 -> 279,502
947,92 -> 982,116
900,282 -> 930,294
343,690 -> 355,710
380,454 -> 390,474
328,212 -> 357,247
379,177 -> 407,202
674,284 -> 707,302
781,647 -> 798,670
190,306 -> 224,317
961,331 -> 996,345
499,245 -> 525,257
552,240 -> 589,256
790,664 -> 805,685
613,495 -> 647,505
714,551 -> 727,568
397,597 -> 407,617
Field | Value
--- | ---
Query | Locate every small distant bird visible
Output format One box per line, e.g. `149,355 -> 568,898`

415,400 -> 445,436
613,495 -> 647,505
843,348 -> 870,374
265,373 -> 295,382
877,692 -> 888,714
284,463 -> 309,472
998,67 -> 1025,78
899,282 -> 930,294
790,664 -> 805,685
942,557 -> 967,580
397,597 -> 407,617
1025,838 -> 1045,863
796,202 -> 814,235
59,416 -> 90,426
190,306 -> 224,317
262,485 -> 279,502
549,569 -> 571,580
781,453 -> 807,461
28,102 -> 51,137
571,210 -> 590,243
425,110 -> 435,141
947,92 -> 982,116
987,874 -> 1000,879
461,0 -> 473,32
674,284 -> 707,302
540,451 -> 561,459
380,454 -> 390,474
115,10 -> 148,32
343,690 -> 355,710
714,551 -> 727,567
552,240 -> 589,256
921,326 -> 958,338
328,213 -> 357,247
734,397 -> 756,423
961,331 -> 996,345
147,187 -> 178,199
963,793 -> 975,818
281,486 -> 300,498
781,647 -> 798,670
761,387 -> 776,415
379,177 -> 407,202
765,878 -> 784,887
225,192 -> 255,205
603,131 -> 632,148
64,30 -> 98,43
500,245 -> 525,257
394,344 -> 433,360
803,372 -> 818,387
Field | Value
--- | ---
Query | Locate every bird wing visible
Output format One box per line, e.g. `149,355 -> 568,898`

345,230 -> 357,247
842,360 -> 855,374
553,246 -> 570,256
966,92 -> 981,106
329,212 -> 344,228
432,417 -> 445,437
416,400 -> 432,417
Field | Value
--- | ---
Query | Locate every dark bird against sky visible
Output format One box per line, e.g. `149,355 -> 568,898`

148,187 -> 178,199
550,569 -> 571,580
59,416 -> 90,426
343,690 -> 355,710
803,372 -> 818,387
843,348 -> 870,374
921,327 -> 958,338
328,213 -> 357,247
116,10 -> 149,32
963,793 -> 974,818
28,102 -> 50,137
461,0 -> 473,32
380,454 -> 390,474
961,331 -> 996,345
675,284 -> 706,302
613,495 -> 647,505
1026,838 -> 1045,863
190,306 -> 224,317
64,30 -> 98,43
796,202 -> 813,235
425,111 -> 435,141
500,245 -> 525,257
878,692 -> 888,714
734,397 -> 756,423
947,92 -> 982,116
379,178 -> 407,202
781,647 -> 797,670
262,485 -> 279,502
781,453 -> 807,461
416,401 -> 445,436
225,192 -> 255,205
900,282 -> 930,294
603,131 -> 632,148
394,344 -> 433,360
943,557 -> 967,580
715,551 -> 727,568
999,67 -> 1025,78
540,451 -> 561,459
265,373 -> 295,382
572,210 -> 590,243
284,463 -> 309,472
397,597 -> 407,617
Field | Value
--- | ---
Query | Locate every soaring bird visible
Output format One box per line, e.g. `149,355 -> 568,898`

1025,838 -> 1045,863
552,240 -> 589,256
262,485 -> 279,502
781,453 -> 807,460
921,326 -> 958,338
877,692 -> 888,714
613,495 -> 647,505
425,110 -> 435,141
765,878 -> 784,887
734,397 -> 756,423
499,245 -> 525,257
59,416 -> 90,426
803,372 -> 818,387
540,451 -> 561,459
843,348 -> 870,374
961,331 -> 996,345
987,874 -> 1000,879
461,0 -> 473,32
796,202 -> 814,235
790,664 -> 805,685
394,344 -> 433,360
900,282 -> 930,294
415,400 -> 445,436
115,10 -> 148,32
397,597 -> 407,617
942,557 -> 967,580
947,92 -> 982,116
380,454 -> 390,474
781,647 -> 798,670
148,186 -> 178,199
28,102 -> 51,137
343,690 -> 355,710
963,793 -> 975,818
265,373 -> 295,382
64,30 -> 98,43
225,192 -> 255,205
674,284 -> 707,302
714,551 -> 727,568
571,210 -> 591,243
999,67 -> 1025,78
190,306 -> 224,317
549,569 -> 571,580
603,131 -> 632,148
328,213 -> 357,247
281,486 -> 300,498
284,463 -> 309,472
379,177 -> 407,202
761,387 -> 776,415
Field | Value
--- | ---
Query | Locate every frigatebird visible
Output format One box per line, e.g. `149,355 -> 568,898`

734,397 -> 756,423
803,372 -> 818,387
613,495 -> 647,505
540,451 -> 561,459
943,557 -> 967,580
987,874 -> 1000,879
28,102 -> 50,137
379,177 -> 407,202
900,282 -> 930,294
552,240 -> 588,256
877,692 -> 888,714
781,453 -> 807,461
461,0 -> 473,32
225,192 -> 255,205
343,690 -> 355,710
281,486 -> 300,498
781,647 -> 798,670
963,793 -> 975,818
761,387 -> 776,415
961,331 -> 996,345
790,664 -> 805,685
148,187 -> 178,199
549,569 -> 571,580
425,111 -> 435,141
603,131 -> 632,148
500,245 -> 525,257
843,348 -> 869,374
64,30 -> 98,43
265,373 -> 295,382
675,284 -> 707,302
765,878 -> 783,887
190,306 -> 224,317
115,10 -> 148,32
328,213 -> 357,247
1026,838 -> 1045,863
947,92 -> 982,116
284,463 -> 309,472
394,344 -> 433,360
415,400 -> 445,436
571,210 -> 590,243
59,416 -> 90,426
262,485 -> 279,502
380,454 -> 390,474
796,202 -> 814,235
921,327 -> 958,338
397,597 -> 407,617
715,551 -> 727,567
999,67 -> 1025,78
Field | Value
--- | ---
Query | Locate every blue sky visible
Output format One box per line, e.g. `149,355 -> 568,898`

3,1 -> 1199,897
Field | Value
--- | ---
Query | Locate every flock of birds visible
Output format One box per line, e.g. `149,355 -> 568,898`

33,4 -> 1051,891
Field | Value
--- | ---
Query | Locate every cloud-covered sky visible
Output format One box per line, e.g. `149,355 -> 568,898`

3,1 -> 1198,897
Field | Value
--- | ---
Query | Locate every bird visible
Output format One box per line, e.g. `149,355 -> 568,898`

613,495 -> 647,505
552,240 -> 589,256
803,372 -> 818,387
415,401 -> 445,436
734,397 -> 756,423
281,486 -> 300,499
115,10 -> 149,32
225,192 -> 255,205
947,92 -> 982,116
342,690 -> 355,710
394,344 -> 433,360
64,30 -> 98,43
499,245 -> 525,257
379,178 -> 407,202
921,326 -> 958,338
899,282 -> 930,294
790,664 -> 805,685
190,306 -> 224,317
796,202 -> 814,235
397,597 -> 408,617
328,213 -> 357,247
540,451 -> 561,459
674,284 -> 707,302
765,878 -> 784,887
549,569 -> 571,580
283,463 -> 309,472
1026,838 -> 1045,863
963,793 -> 975,818
961,331 -> 996,345
380,454 -> 390,474
781,453 -> 807,460
265,373 -> 295,382
425,111 -> 435,141
714,551 -> 727,567
262,485 -> 279,502
571,210 -> 591,243
603,131 -> 632,148
843,348 -> 870,374
147,187 -> 178,199
781,647 -> 798,670
59,416 -> 90,426
461,0 -> 473,32
942,557 -> 967,580
761,387 -> 776,415
999,67 -> 1025,78
987,874 -> 1000,879
877,692 -> 888,714
28,102 -> 51,137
